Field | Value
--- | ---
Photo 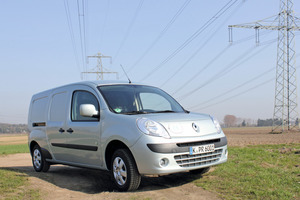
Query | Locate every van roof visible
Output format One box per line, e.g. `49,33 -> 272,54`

85,80 -> 134,86
78,80 -> 149,88
32,80 -> 146,98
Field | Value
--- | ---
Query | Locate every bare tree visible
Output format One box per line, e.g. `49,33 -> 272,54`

224,115 -> 237,127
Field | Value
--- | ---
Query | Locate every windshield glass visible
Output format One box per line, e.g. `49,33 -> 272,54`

98,85 -> 185,114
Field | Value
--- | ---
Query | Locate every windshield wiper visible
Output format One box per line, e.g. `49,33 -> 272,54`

123,110 -> 177,114
123,111 -> 149,115
184,109 -> 190,113
152,110 -> 176,113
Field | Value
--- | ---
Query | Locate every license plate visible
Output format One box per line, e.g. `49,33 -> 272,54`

190,144 -> 215,155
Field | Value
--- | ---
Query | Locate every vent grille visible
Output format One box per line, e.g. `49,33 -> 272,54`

174,149 -> 223,168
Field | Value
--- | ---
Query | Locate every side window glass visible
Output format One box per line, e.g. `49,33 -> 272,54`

71,91 -> 99,121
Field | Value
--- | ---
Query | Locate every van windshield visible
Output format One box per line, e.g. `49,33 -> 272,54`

98,85 -> 186,114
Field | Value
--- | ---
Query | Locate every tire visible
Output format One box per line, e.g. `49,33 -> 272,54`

32,145 -> 50,172
190,167 -> 211,175
111,149 -> 141,191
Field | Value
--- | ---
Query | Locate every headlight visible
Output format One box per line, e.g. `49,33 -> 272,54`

210,116 -> 222,134
137,118 -> 170,139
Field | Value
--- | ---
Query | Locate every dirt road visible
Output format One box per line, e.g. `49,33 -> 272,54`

1,128 -> 299,199
0,153 -> 219,200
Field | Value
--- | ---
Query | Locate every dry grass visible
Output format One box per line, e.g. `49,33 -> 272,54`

223,126 -> 300,147
223,126 -> 273,134
0,134 -> 28,145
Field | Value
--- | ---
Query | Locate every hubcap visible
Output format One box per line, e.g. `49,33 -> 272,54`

33,149 -> 42,169
113,157 -> 127,186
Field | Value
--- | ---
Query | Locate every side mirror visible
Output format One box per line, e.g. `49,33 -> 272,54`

80,104 -> 99,118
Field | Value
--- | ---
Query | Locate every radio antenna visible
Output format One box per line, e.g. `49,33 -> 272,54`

120,64 -> 131,84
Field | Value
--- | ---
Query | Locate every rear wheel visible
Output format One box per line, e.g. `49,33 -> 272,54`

32,145 -> 50,172
111,149 -> 141,191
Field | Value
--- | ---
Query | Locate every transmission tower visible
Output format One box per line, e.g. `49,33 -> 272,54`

229,0 -> 300,133
82,52 -> 119,80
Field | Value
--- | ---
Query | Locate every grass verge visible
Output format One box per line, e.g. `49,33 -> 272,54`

0,143 -> 29,155
195,144 -> 300,200
0,169 -> 40,200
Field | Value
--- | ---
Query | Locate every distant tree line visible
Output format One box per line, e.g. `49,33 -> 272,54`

223,115 -> 256,127
257,118 -> 278,127
257,118 -> 299,127
222,115 -> 296,127
0,123 -> 28,133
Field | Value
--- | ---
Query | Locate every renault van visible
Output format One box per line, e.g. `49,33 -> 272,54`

28,81 -> 228,191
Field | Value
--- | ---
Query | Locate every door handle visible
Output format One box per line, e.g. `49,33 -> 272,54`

67,128 -> 74,133
59,128 -> 65,133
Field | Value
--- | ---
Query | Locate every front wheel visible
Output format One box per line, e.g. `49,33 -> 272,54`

32,145 -> 50,172
111,149 -> 141,191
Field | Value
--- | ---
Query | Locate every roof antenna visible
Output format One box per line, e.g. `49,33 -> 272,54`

120,64 -> 131,84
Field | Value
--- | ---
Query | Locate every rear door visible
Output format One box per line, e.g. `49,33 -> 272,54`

46,88 -> 70,161
63,85 -> 102,167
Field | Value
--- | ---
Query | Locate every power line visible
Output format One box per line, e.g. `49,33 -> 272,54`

171,45 -> 231,96
63,0 -> 82,76
139,0 -> 239,82
188,53 -> 300,110
189,77 -> 275,111
99,0 -> 110,47
113,0 -> 145,62
77,0 -> 88,78
159,29 -> 229,89
189,61 -> 300,111
83,0 -> 89,61
190,67 -> 274,110
126,0 -> 192,75
176,46 -> 256,99
159,1 -> 244,88
176,38 -> 277,101
170,30 -> 273,96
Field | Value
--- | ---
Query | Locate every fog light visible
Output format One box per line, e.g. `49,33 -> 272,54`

159,158 -> 169,167
225,149 -> 228,157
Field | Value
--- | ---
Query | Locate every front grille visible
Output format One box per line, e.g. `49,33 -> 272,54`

174,149 -> 223,168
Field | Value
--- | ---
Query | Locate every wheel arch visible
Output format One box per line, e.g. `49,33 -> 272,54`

105,140 -> 135,171
29,141 -> 39,156
29,140 -> 52,160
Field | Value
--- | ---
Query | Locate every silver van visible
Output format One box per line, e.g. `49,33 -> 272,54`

28,81 -> 227,191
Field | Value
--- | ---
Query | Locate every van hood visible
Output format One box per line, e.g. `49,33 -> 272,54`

139,112 -> 219,138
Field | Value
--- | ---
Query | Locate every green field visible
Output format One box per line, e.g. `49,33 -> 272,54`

0,169 -> 40,200
0,143 -> 39,199
0,134 -> 299,199
195,144 -> 300,200
0,143 -> 29,155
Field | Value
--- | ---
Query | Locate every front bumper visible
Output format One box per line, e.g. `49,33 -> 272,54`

130,134 -> 228,175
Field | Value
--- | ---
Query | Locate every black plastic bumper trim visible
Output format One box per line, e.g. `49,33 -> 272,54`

147,136 -> 227,154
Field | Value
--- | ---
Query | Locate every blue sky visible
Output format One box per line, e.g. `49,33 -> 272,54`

1,0 -> 300,124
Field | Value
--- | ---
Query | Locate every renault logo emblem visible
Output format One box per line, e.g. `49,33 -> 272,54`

192,123 -> 200,133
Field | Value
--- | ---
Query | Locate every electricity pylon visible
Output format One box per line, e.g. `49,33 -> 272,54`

229,0 -> 300,133
82,52 -> 118,80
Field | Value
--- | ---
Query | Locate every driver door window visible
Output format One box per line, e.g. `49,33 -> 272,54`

71,91 -> 99,121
